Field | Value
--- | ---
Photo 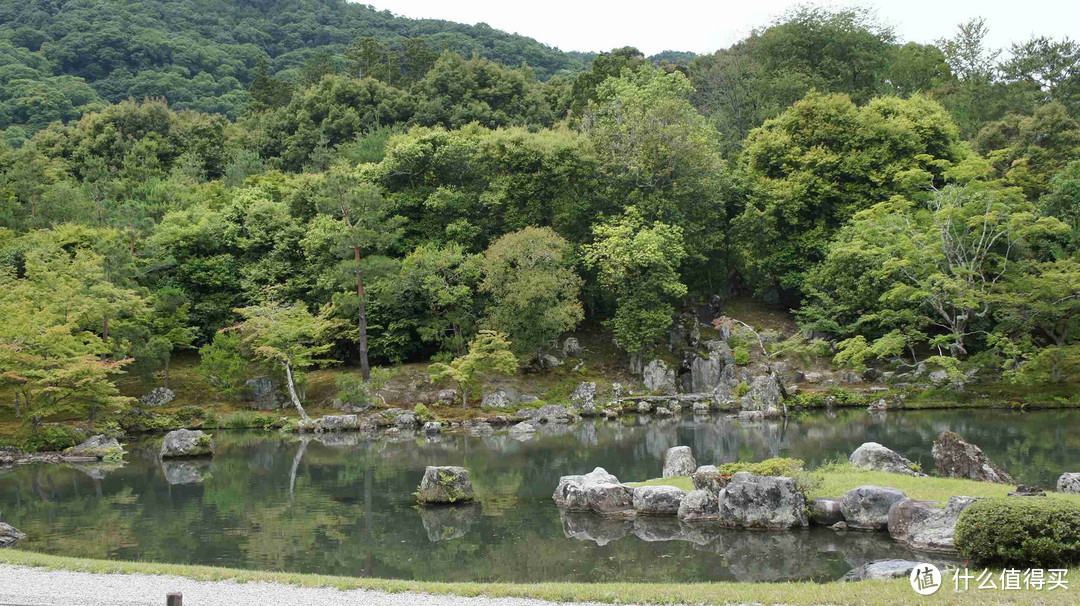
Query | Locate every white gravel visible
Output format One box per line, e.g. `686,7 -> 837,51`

0,564 -> 636,606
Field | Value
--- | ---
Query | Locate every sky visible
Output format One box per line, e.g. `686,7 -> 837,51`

364,0 -> 1078,56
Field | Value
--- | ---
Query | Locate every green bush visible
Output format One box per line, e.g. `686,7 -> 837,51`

735,381 -> 749,397
955,498 -> 1080,568
413,403 -> 433,423
175,406 -> 208,422
733,346 -> 750,366
218,411 -> 275,429
716,457 -> 804,477
21,425 -> 84,452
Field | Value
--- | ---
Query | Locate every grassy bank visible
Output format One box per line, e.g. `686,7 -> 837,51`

634,463 -> 1080,505
1,550 -> 1075,605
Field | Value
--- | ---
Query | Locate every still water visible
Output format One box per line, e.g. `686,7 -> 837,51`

2,408 -> 1077,582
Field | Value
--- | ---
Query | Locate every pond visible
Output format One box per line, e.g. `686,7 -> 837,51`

2,408 -> 1078,583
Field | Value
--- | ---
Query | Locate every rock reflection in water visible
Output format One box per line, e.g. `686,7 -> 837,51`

419,504 -> 480,542
161,459 -> 212,485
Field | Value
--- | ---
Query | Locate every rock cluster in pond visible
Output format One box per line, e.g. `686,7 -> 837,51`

849,442 -> 923,476
662,446 -> 696,478
160,429 -> 214,459
1058,473 -> 1080,493
932,431 -> 1012,484
64,435 -> 125,461
888,496 -> 977,552
417,466 -> 475,504
0,522 -> 26,549
139,386 -> 175,407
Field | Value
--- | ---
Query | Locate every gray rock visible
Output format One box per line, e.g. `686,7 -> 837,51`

690,465 -> 727,493
244,377 -> 283,410
663,446 -> 697,478
929,369 -> 950,385
678,489 -> 720,521
481,387 -> 520,409
839,485 -> 907,530
562,337 -> 583,357
740,374 -> 784,416
315,414 -> 359,432
160,429 -> 214,459
654,406 -> 673,417
393,411 -> 418,429
642,359 -> 676,394
417,466 -> 475,504
810,497 -> 845,526
422,421 -> 441,434
849,442 -> 923,476
570,382 -> 596,409
139,387 -> 175,407
636,401 -> 652,414
468,421 -> 494,436
888,496 -> 977,552
692,401 -> 710,414
633,485 -> 686,515
436,389 -> 459,405
535,404 -> 575,423
584,482 -> 635,516
64,435 -> 124,460
932,431 -> 1012,484
1057,473 -> 1080,493
0,522 -> 26,549
508,421 -> 537,439
841,559 -> 921,582
717,472 -> 808,529
552,467 -> 620,509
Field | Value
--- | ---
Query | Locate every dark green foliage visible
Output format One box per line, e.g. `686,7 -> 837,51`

955,498 -> 1080,568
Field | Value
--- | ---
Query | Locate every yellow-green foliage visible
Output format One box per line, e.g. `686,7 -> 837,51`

956,498 -> 1080,568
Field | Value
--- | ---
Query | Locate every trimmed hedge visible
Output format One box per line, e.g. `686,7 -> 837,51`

717,457 -> 804,476
955,497 -> 1080,568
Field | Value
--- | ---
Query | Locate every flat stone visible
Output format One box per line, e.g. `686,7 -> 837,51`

632,485 -> 686,515
888,496 -> 977,552
841,559 -> 921,582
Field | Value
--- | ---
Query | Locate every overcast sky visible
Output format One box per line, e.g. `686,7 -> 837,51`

366,0 -> 1077,56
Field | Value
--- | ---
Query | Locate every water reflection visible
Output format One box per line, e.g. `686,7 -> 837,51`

0,408 -> 1076,582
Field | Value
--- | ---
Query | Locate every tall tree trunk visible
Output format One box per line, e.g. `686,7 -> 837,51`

355,245 -> 371,381
282,361 -> 309,420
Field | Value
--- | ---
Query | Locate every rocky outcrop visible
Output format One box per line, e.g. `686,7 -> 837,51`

677,489 -> 719,521
642,359 -> 676,394
841,559 -> 921,582
809,497 -> 844,526
932,431 -> 1012,484
632,486 -> 686,515
481,387 -> 519,409
312,414 -> 359,432
570,382 -> 596,411
584,482 -> 635,516
64,435 -> 124,461
1057,473 -> 1080,493
508,421 -> 537,439
562,337 -> 583,357
740,374 -> 784,417
139,387 -> 175,407
888,496 -> 976,552
717,472 -> 808,529
422,421 -> 441,434
839,485 -> 907,530
244,377 -> 283,410
417,466 -> 475,504
691,465 -> 728,493
0,522 -> 26,549
552,467 -> 619,509
160,429 -> 214,459
663,446 -> 696,478
689,341 -> 734,393
849,442 -> 923,476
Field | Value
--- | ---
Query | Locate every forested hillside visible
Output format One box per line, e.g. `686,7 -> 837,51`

1,5 -> 1079,436
0,0 -> 592,131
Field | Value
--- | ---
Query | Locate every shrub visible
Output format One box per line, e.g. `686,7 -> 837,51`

20,425 -> 84,452
219,411 -> 275,429
198,332 -> 248,398
413,403 -> 433,423
733,346 -> 750,366
335,368 -> 389,409
175,406 -> 208,422
717,457 -> 804,477
955,498 -> 1080,568
735,381 -> 749,397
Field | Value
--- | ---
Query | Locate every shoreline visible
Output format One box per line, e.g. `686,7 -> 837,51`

2,550 -> 1076,605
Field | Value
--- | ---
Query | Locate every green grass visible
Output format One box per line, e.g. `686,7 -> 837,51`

1,550 -> 1075,605
632,464 -> 1080,506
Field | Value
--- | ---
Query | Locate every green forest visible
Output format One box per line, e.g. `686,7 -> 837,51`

1,2 -> 1080,437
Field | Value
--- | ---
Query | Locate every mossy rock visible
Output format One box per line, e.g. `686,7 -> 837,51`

417,466 -> 475,504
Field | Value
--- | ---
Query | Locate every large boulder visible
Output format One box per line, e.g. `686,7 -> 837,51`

552,467 -> 619,508
417,466 -> 475,504
678,489 -> 719,521
562,337 -> 583,357
481,387 -> 520,409
690,341 -> 733,393
160,429 -> 214,459
139,387 -> 175,407
809,497 -> 844,526
888,496 -> 977,552
64,435 -> 124,461
849,442 -> 923,476
584,482 -> 635,516
642,359 -> 676,394
244,377 -> 283,410
0,522 -> 26,549
932,431 -> 1012,484
1057,473 -> 1080,493
533,404 -> 575,423
739,374 -> 784,416
691,465 -> 728,493
314,414 -> 359,432
663,446 -> 697,478
632,485 -> 685,515
839,485 -> 907,530
570,382 -> 597,410
841,559 -> 921,582
717,472 -> 808,529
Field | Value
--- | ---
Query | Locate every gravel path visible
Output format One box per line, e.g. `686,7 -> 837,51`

0,565 -> 633,606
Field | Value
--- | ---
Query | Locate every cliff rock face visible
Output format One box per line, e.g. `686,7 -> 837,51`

932,431 -> 1012,484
